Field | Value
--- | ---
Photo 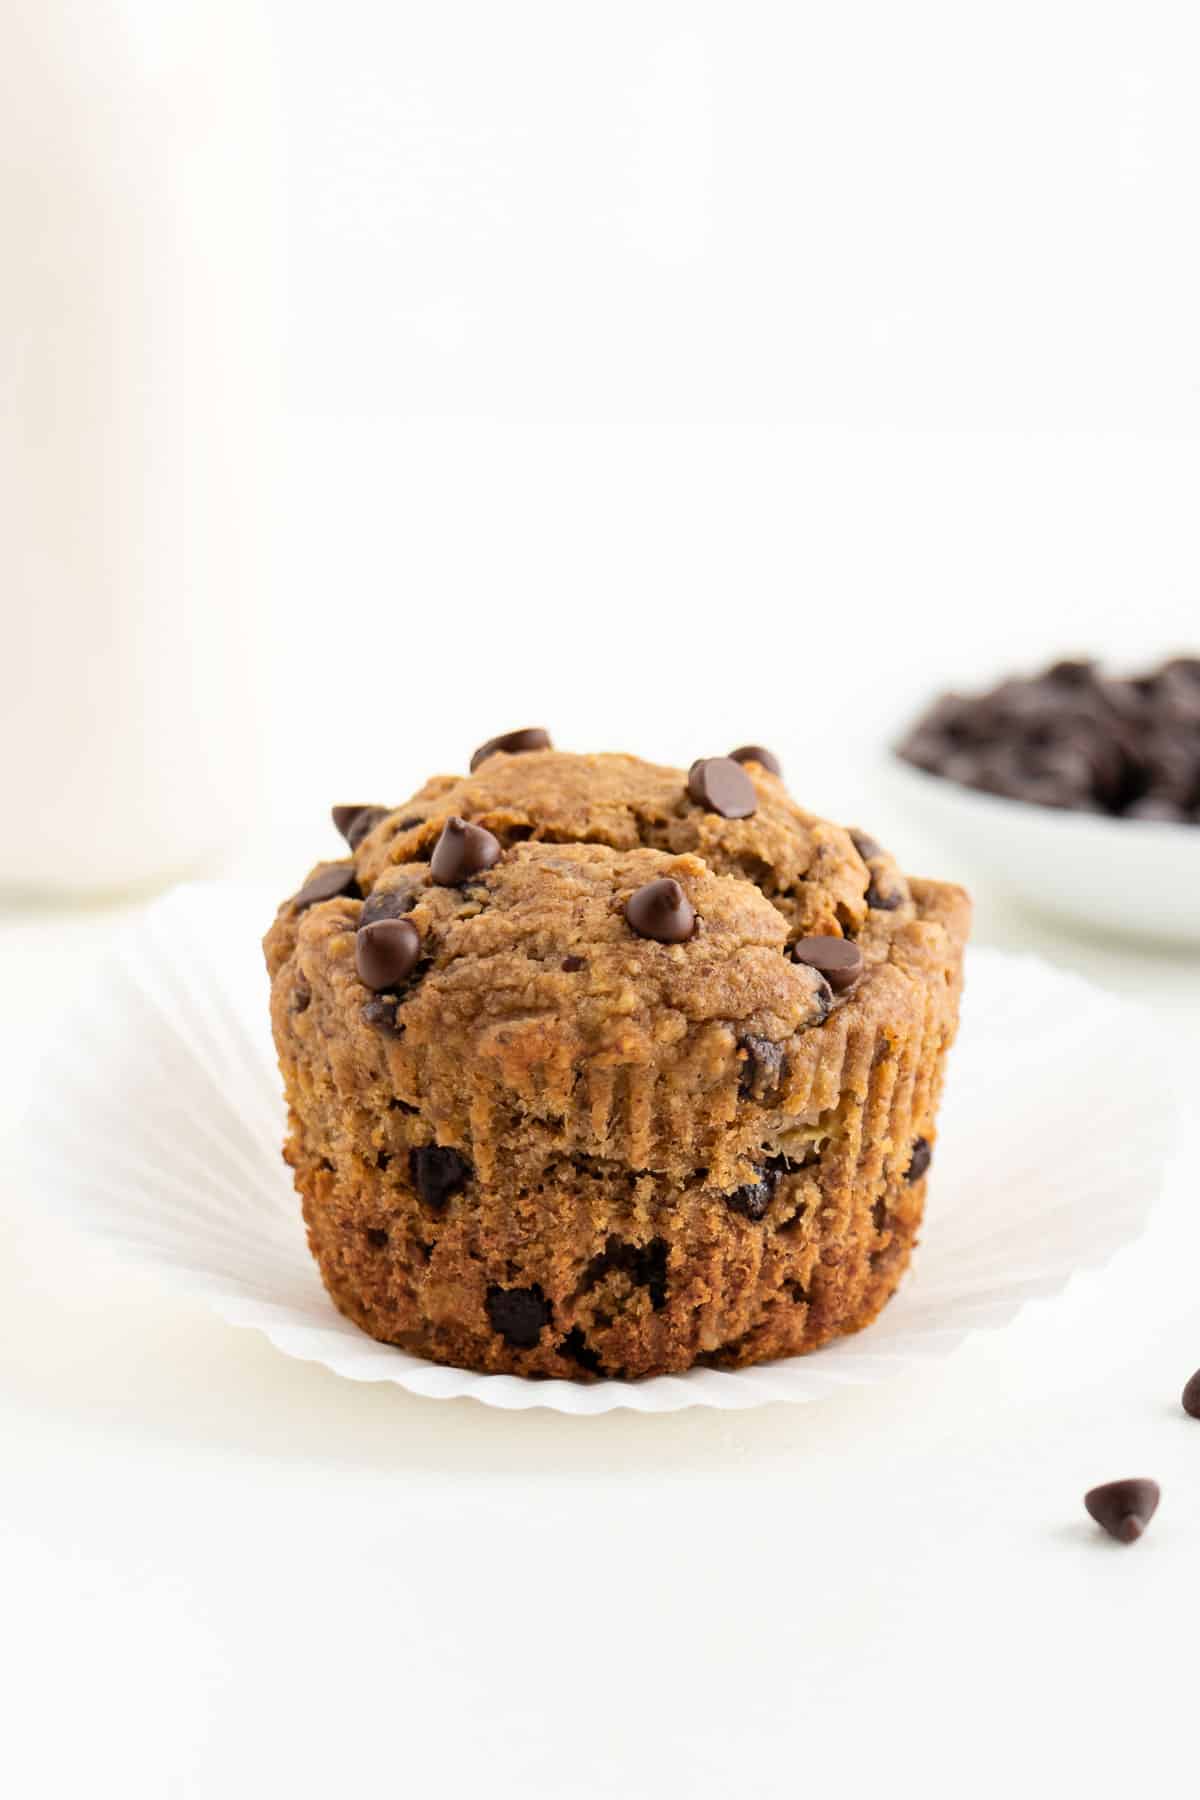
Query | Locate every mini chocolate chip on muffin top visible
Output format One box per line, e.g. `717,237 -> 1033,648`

265,740 -> 969,1381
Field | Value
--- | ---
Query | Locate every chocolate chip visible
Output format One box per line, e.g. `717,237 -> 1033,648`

790,935 -> 865,995
365,1227 -> 389,1250
726,1154 -> 794,1221
469,727 -> 552,773
359,881 -> 419,929
582,1238 -> 668,1310
625,877 -> 697,944
559,1326 -> 604,1376
906,1136 -> 932,1182
728,744 -> 782,777
865,880 -> 903,911
1182,1371 -> 1200,1418
849,829 -> 882,862
897,657 -> 1200,824
686,756 -> 757,819
872,1197 -> 887,1231
738,1034 -> 787,1098
486,1283 -> 551,1348
290,982 -> 311,1015
356,918 -> 421,991
362,995 -> 403,1036
725,1177 -> 775,1221
293,862 -> 361,911
409,1144 -> 471,1209
332,804 -> 388,850
562,955 -> 587,972
1084,1478 -> 1160,1543
430,816 -> 502,885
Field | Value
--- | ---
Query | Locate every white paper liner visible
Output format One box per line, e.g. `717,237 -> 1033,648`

11,882 -> 1177,1413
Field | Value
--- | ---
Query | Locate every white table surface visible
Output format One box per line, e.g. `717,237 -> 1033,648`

3,805 -> 1197,1800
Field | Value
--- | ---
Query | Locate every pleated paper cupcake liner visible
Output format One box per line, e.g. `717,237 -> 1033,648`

10,882 -> 1177,1413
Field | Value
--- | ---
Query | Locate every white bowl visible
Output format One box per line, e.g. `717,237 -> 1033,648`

885,756 -> 1200,945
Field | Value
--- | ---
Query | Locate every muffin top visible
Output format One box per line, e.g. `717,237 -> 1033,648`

350,742 -> 913,939
265,737 -> 966,1183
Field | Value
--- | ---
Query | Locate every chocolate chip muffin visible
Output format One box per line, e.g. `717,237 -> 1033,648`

264,735 -> 970,1381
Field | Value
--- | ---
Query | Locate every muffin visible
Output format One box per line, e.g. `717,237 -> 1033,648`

264,735 -> 970,1380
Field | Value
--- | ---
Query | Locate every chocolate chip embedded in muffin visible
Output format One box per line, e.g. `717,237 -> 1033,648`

292,862 -> 361,911
1084,1478 -> 1160,1544
738,1034 -> 787,1099
359,880 -> 421,930
906,1136 -> 932,1181
725,1172 -> 778,1221
361,994 -> 404,1036
470,727 -> 552,773
686,756 -> 757,819
625,877 -> 697,943
332,804 -> 389,850
355,918 -> 421,991
729,744 -> 782,777
409,1144 -> 471,1209
430,817 -> 502,885
790,935 -> 864,995
486,1283 -> 551,1348
866,880 -> 904,912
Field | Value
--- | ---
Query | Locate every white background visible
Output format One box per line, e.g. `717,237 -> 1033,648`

4,3 -> 1200,1796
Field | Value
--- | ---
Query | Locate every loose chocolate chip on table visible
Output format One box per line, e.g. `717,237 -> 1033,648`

362,995 -> 403,1036
562,955 -> 587,972
469,727 -> 552,773
486,1283 -> 551,1349
790,935 -> 865,995
1182,1371 -> 1200,1418
409,1144 -> 471,1209
430,816 -> 503,885
849,828 -> 882,862
1084,1478 -> 1160,1544
906,1136 -> 932,1182
356,918 -> 421,991
625,877 -> 697,944
728,744 -> 782,778
332,804 -> 389,850
686,756 -> 757,819
293,862 -> 361,911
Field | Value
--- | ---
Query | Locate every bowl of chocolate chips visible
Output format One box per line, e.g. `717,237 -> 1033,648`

889,655 -> 1200,944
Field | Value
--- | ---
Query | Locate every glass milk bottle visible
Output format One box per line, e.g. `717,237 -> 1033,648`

0,1 -> 279,895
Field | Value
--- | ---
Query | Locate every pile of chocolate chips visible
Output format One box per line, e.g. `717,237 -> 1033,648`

896,656 -> 1200,823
